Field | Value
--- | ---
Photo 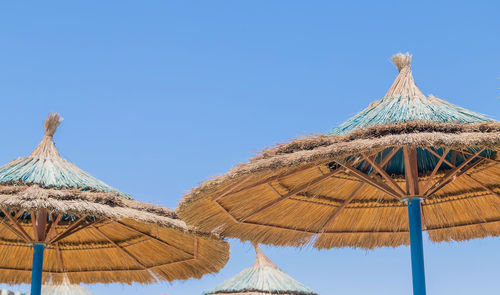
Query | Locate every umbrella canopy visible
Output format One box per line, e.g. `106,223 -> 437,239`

178,53 -> 500,294
204,244 -> 318,295
42,275 -> 93,295
0,114 -> 229,289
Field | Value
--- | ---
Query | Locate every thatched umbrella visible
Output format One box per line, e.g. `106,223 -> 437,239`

204,244 -> 318,295
178,53 -> 500,295
42,275 -> 93,295
0,114 -> 229,295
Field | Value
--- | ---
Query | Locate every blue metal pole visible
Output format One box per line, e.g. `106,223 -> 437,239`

31,243 -> 45,295
408,198 -> 426,295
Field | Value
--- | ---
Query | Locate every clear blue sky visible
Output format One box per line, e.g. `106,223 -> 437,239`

0,1 -> 499,294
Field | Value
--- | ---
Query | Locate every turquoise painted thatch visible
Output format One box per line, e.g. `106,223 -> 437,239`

331,95 -> 491,136
331,53 -> 492,136
0,114 -> 130,198
328,53 -> 496,176
204,245 -> 318,295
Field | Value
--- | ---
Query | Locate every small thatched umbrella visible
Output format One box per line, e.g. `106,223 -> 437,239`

0,114 -> 229,295
42,275 -> 93,295
178,53 -> 500,294
204,244 -> 318,295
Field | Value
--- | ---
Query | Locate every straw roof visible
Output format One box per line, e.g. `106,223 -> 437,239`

178,53 -> 500,249
0,114 -> 229,284
204,244 -> 318,295
42,275 -> 93,295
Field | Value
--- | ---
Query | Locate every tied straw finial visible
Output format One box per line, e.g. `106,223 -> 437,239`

392,52 -> 412,72
44,113 -> 63,137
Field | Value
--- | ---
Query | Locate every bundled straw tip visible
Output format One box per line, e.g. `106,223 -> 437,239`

392,52 -> 412,72
44,113 -> 63,137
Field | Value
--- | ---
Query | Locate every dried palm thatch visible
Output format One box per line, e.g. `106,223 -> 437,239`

204,244 -> 318,295
178,53 -> 500,249
0,114 -> 229,284
42,275 -> 93,295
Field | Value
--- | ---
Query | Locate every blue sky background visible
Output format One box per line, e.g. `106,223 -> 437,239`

0,1 -> 499,294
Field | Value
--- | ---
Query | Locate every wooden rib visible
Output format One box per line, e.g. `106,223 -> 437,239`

55,243 -> 65,272
45,214 -> 63,242
403,147 -> 420,196
116,221 -> 194,257
266,183 -> 282,198
5,210 -> 29,239
0,208 -> 32,242
362,152 -> 406,197
423,147 -> 451,192
239,166 -> 345,222
14,210 -> 25,219
0,222 -> 29,242
48,215 -> 89,244
213,175 -> 253,201
465,175 -> 500,198
213,149 -> 382,203
318,183 -> 366,232
459,149 -> 500,164
50,220 -> 96,244
243,220 -> 408,234
342,165 -> 402,200
213,200 -> 239,223
92,226 -> 147,269
0,219 -> 9,236
379,147 -> 401,168
424,148 -> 486,197
426,147 -> 454,168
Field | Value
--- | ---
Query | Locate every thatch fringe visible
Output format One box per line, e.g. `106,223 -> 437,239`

179,123 -> 499,209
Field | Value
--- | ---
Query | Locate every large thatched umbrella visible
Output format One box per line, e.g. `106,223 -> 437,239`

0,114 -> 229,295
204,244 -> 318,295
178,53 -> 500,295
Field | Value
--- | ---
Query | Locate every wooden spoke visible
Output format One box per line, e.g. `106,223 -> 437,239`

211,149 -> 383,202
239,166 -> 345,222
342,165 -> 402,200
213,175 -> 254,201
459,149 -> 500,164
362,152 -> 406,197
465,175 -> 500,198
0,208 -> 32,242
423,148 -> 486,197
403,147 -> 420,196
0,222 -> 29,242
243,220 -> 408,234
213,200 -> 239,223
92,226 -> 147,269
116,221 -> 194,258
318,183 -> 366,233
425,147 -> 454,168
48,215 -> 90,244
379,147 -> 401,168
45,214 -> 63,242
423,148 -> 451,192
